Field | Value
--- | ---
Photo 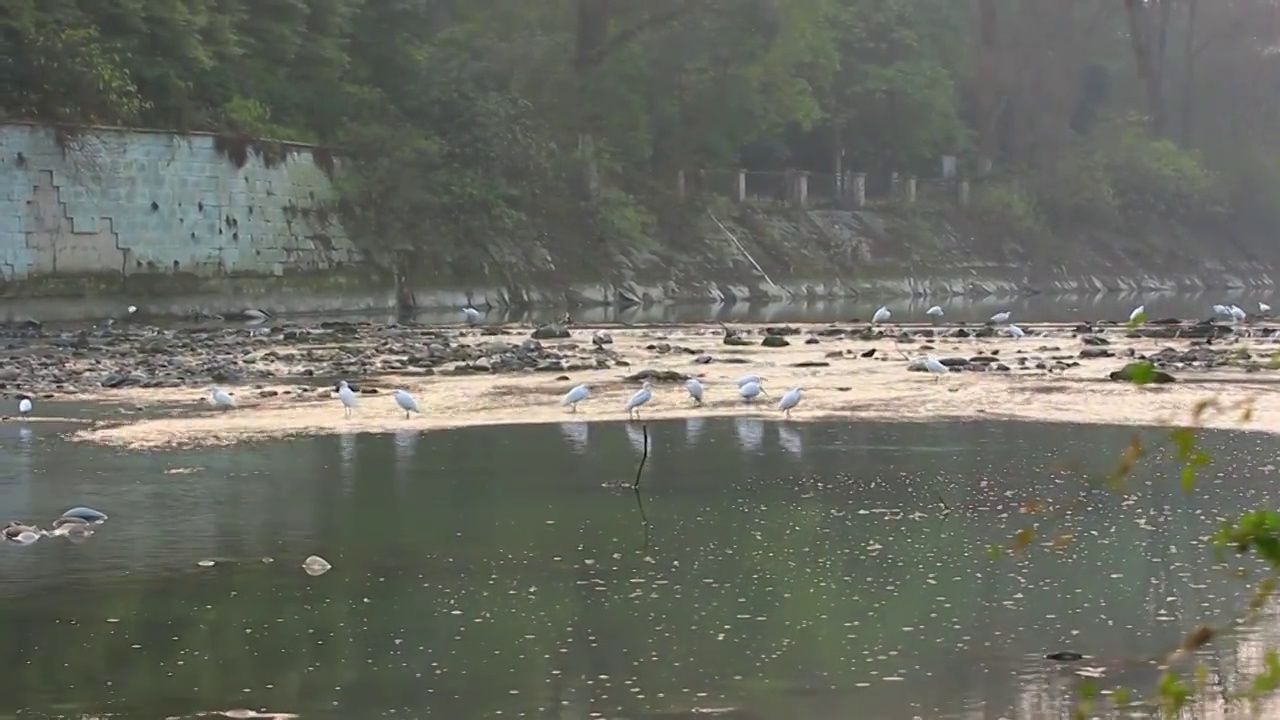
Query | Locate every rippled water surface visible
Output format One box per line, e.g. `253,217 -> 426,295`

0,419 -> 1278,719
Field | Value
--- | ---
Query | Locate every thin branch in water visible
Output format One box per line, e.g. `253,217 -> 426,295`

633,486 -> 651,552
632,424 -> 649,489
632,424 -> 651,551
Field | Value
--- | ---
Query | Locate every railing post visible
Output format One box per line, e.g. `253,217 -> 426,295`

906,177 -> 917,204
852,173 -> 866,208
736,169 -> 747,203
958,179 -> 971,208
797,171 -> 809,207
942,155 -> 957,180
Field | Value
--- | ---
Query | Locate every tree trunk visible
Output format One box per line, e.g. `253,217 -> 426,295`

1181,0 -> 1198,145
1124,0 -> 1169,134
973,0 -> 1001,164
573,0 -> 611,198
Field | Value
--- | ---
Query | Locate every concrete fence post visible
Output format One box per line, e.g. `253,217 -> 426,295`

906,177 -> 917,204
736,169 -> 747,203
958,179 -> 971,208
852,173 -> 867,208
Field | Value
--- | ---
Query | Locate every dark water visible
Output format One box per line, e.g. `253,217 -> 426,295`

400,291 -> 1269,326
30,291 -> 1275,331
0,419 -> 1277,719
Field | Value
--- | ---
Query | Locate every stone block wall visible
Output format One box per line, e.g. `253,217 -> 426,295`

0,123 -> 365,287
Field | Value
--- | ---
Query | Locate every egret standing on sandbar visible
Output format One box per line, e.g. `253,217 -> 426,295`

210,387 -> 236,410
923,356 -> 949,381
17,395 -> 31,420
1007,324 -> 1025,339
562,384 -> 589,413
925,306 -> 944,317
990,311 -> 1011,324
685,378 -> 704,405
463,307 -> 482,326
625,381 -> 653,420
1261,302 -> 1272,315
778,387 -> 802,418
740,381 -> 766,404
736,374 -> 762,387
337,380 -> 358,418
393,389 -> 419,419
872,306 -> 891,324
1129,305 -> 1146,323
1231,305 -> 1247,323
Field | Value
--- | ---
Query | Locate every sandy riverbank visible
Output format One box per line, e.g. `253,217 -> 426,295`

54,321 -> 1280,449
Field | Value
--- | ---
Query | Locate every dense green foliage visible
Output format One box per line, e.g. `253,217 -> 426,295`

3,0 -> 1279,255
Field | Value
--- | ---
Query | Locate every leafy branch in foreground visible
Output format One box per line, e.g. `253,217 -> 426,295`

997,371 -> 1273,716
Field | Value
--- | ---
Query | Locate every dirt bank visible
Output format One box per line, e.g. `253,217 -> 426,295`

44,319 -> 1280,449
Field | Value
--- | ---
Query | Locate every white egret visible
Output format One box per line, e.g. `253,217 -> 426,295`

17,396 -> 31,419
778,387 -> 802,418
1007,324 -> 1025,339
1261,302 -> 1272,314
736,374 -> 762,387
925,306 -> 944,317
685,378 -> 704,405
740,381 -> 765,403
127,305 -> 138,315
561,384 -> 589,412
1129,305 -> 1145,323
463,307 -> 482,325
923,356 -> 949,381
990,311 -> 1011,324
625,381 -> 653,420
337,380 -> 358,418
1213,304 -> 1230,317
210,387 -> 236,410
393,389 -> 419,419
872,306 -> 891,324
1231,305 -> 1247,323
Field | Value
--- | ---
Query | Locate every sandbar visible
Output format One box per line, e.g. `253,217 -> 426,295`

61,322 -> 1280,450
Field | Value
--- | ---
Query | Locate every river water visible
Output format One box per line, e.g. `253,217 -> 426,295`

0,418 -> 1276,719
22,291 -> 1275,331
358,292 -> 1270,326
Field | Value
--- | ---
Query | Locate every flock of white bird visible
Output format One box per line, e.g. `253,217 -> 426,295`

203,383 -> 422,419
561,375 -> 805,420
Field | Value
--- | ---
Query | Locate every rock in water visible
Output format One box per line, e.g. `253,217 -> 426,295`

302,555 -> 332,576
61,506 -> 108,523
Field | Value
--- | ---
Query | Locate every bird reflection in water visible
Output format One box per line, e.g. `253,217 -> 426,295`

777,423 -> 803,456
734,417 -> 765,453
624,422 -> 647,455
685,417 -> 705,446
558,422 -> 589,454
338,432 -> 357,490
393,429 -> 417,463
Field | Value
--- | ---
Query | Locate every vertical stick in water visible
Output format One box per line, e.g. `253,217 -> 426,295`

632,424 -> 648,489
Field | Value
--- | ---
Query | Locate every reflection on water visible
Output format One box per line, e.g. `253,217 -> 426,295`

734,416 -> 766,453
31,290 -> 1278,330
0,420 -> 1277,718
335,290 -> 1279,326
